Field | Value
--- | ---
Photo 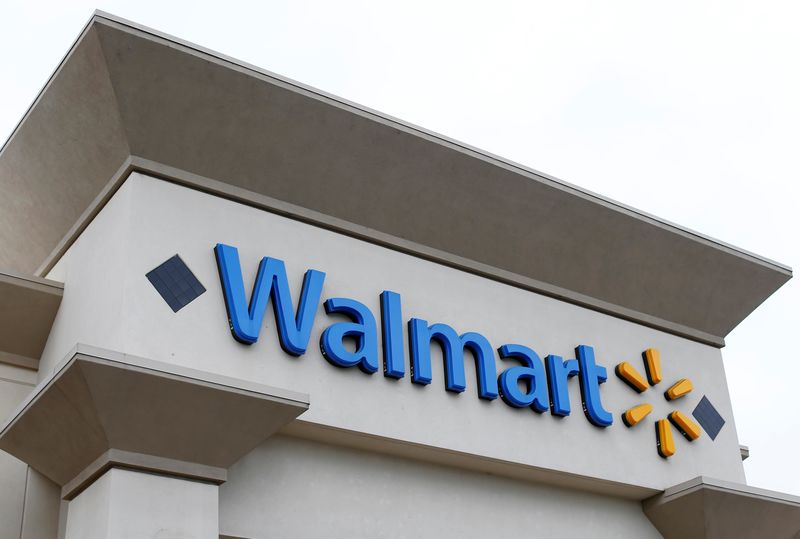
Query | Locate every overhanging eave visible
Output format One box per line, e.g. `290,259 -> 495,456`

644,476 -> 800,538
0,11 -> 791,347
0,270 -> 63,369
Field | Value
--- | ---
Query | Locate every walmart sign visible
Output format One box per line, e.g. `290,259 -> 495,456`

215,243 -> 615,428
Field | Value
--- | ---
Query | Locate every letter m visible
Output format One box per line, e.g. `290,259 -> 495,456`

408,319 -> 499,400
214,243 -> 325,355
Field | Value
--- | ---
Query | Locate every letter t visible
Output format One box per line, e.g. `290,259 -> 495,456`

576,345 -> 613,427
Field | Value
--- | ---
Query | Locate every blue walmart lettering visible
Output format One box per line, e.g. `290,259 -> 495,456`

214,243 -> 613,428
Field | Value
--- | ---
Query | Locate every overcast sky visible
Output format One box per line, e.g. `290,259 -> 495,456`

2,1 -> 798,495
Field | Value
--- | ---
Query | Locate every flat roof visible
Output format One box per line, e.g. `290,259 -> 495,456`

0,11 -> 790,346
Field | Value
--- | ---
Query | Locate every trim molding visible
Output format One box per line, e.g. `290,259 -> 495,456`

61,448 -> 227,500
281,420 -> 657,500
36,156 -> 726,348
0,351 -> 38,371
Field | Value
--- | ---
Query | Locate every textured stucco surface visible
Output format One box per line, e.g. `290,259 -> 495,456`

0,365 -> 37,539
40,174 -> 746,493
65,468 -> 218,539
221,435 -> 662,539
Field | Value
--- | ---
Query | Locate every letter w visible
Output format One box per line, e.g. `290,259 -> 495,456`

214,243 -> 325,355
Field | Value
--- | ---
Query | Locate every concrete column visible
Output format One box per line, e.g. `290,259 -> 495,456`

0,363 -> 37,539
20,468 -> 60,539
64,468 -> 218,539
0,348 -> 307,539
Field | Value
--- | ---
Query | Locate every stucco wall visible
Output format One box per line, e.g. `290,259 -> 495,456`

65,468 -> 217,539
40,172 -> 745,494
221,435 -> 662,538
0,365 -> 33,539
0,364 -> 60,539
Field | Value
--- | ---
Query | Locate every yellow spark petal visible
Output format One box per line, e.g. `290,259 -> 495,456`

643,348 -> 662,385
622,403 -> 653,427
664,378 -> 693,401
615,362 -> 649,393
668,411 -> 701,441
656,419 -> 676,458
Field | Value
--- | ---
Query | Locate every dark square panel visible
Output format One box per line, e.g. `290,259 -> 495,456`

693,395 -> 725,441
146,255 -> 206,312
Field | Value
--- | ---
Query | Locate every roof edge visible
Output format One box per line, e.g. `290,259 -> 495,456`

76,10 -> 792,277
36,158 -> 728,348
1,11 -> 790,343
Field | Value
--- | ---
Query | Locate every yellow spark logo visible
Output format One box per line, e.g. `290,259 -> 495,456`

615,349 -> 702,458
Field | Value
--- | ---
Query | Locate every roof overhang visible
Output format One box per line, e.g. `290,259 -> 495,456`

0,271 -> 62,368
0,11 -> 791,347
644,476 -> 800,538
0,345 -> 308,499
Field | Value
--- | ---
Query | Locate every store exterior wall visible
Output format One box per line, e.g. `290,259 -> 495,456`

220,435 -> 662,538
0,13 -> 800,539
1,14 -> 797,538
0,365 -> 34,539
17,171 -> 746,535
0,366 -> 60,539
42,173 -> 746,491
65,468 -> 218,539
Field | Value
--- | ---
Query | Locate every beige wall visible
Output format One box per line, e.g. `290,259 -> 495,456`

221,435 -> 662,539
0,366 -> 31,539
65,468 -> 218,539
40,173 -> 745,495
0,364 -> 59,539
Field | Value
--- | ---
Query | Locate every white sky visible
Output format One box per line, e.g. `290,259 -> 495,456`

2,1 -> 798,495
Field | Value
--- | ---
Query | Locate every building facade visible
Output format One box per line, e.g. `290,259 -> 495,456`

0,12 -> 798,538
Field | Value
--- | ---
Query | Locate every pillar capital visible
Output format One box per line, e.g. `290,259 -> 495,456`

0,344 -> 308,498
